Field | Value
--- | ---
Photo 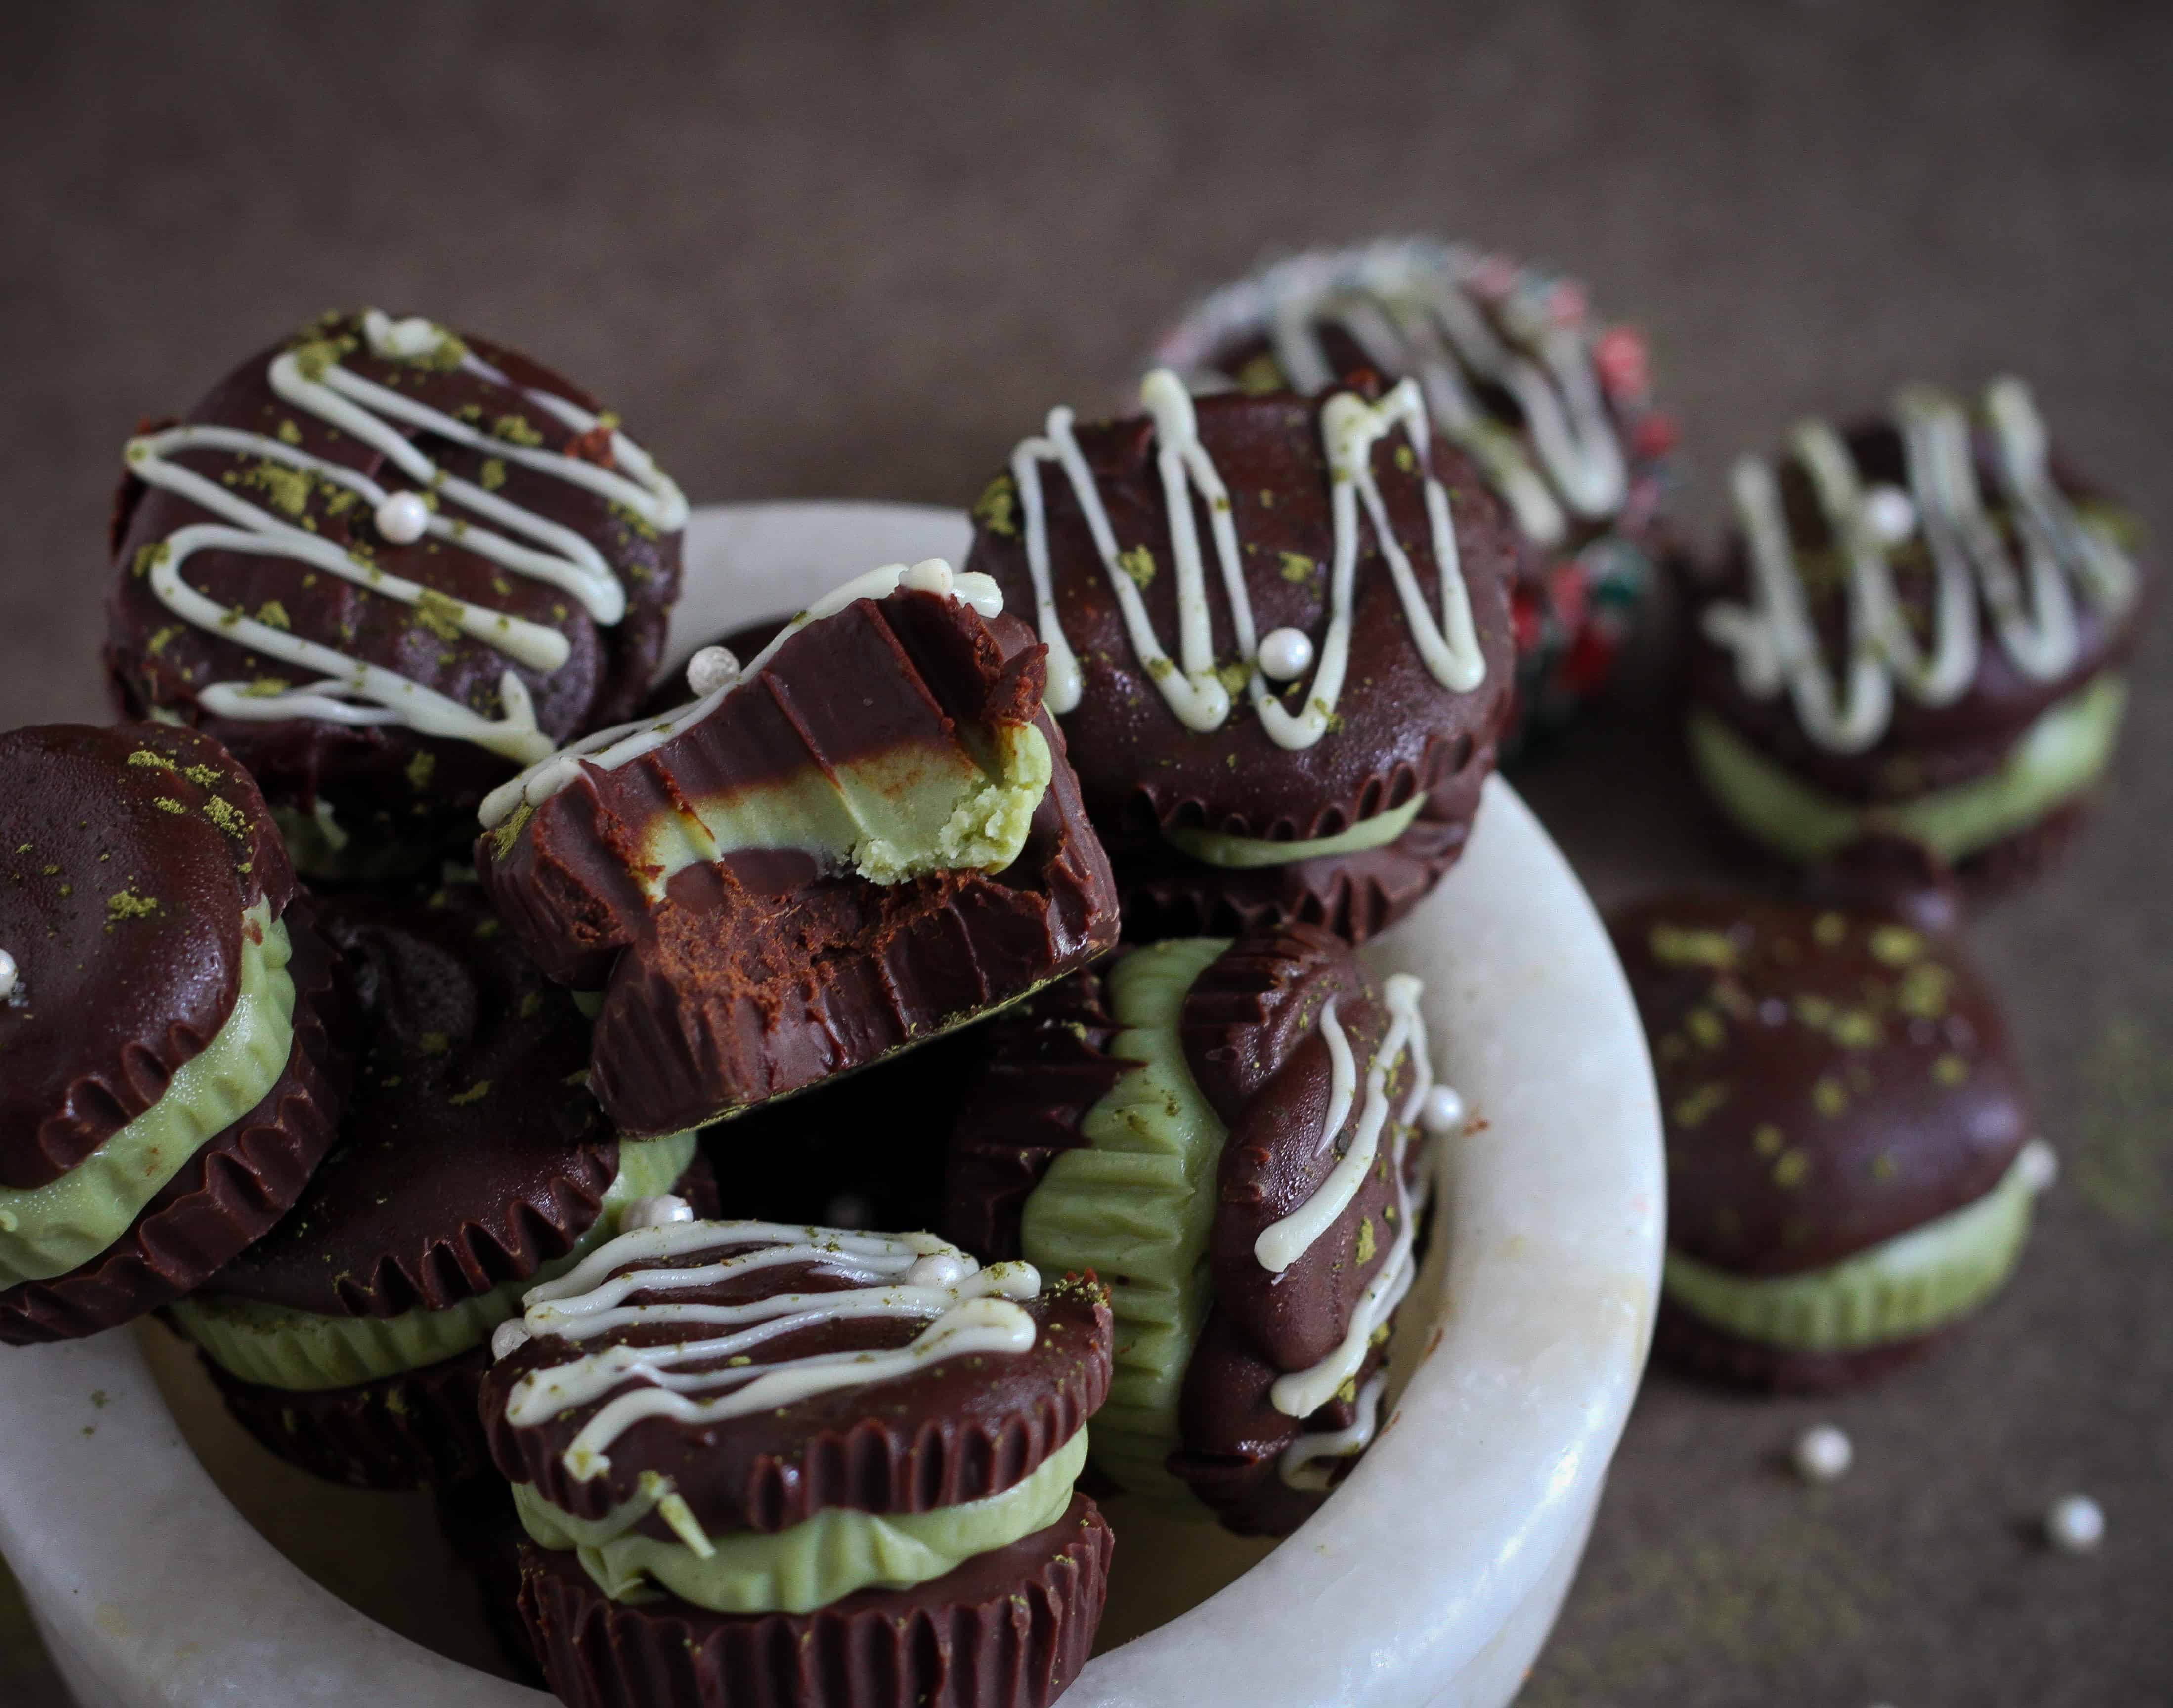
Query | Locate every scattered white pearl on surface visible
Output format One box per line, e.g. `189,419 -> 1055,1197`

1862,485 -> 1918,547
0,948 -> 17,1002
2018,1138 -> 2060,1195
489,1320 -> 531,1361
620,1194 -> 694,1232
2045,1494 -> 2104,1553
904,1252 -> 971,1289
1257,626 -> 1316,682
374,490 -> 431,545
1792,1423 -> 1853,1483
1420,1084 -> 1466,1137
685,645 -> 741,696
899,558 -> 954,597
826,1193 -> 874,1230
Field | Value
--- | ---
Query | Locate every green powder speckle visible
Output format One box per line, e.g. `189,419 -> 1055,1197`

971,473 -> 1017,537
1812,1076 -> 1848,1116
412,589 -> 466,641
449,1081 -> 491,1106
1649,924 -> 1737,970
105,888 -> 161,925
255,601 -> 291,630
1116,545 -> 1157,588
479,457 -> 507,492
1278,551 -> 1316,584
491,413 -> 544,447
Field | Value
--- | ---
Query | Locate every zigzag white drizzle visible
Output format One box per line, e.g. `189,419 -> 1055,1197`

497,1218 -> 1041,1481
1227,970 -> 1464,1486
1159,239 -> 1629,547
1011,367 -> 1487,751
123,310 -> 689,764
1701,378 -> 2139,756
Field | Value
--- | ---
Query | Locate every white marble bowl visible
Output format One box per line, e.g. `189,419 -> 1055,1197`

0,502 -> 1663,1708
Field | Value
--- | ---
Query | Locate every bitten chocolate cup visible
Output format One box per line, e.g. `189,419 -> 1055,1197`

0,724 -> 348,1345
476,564 -> 1119,1138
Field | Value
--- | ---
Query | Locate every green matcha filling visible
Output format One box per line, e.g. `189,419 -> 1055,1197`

636,720 -> 1053,901
516,1426 -> 1086,1615
0,903 -> 294,1289
1021,938 -> 1229,1513
1663,1145 -> 2041,1352
168,1129 -> 697,1389
1161,792 -> 1429,870
1688,674 -> 2128,866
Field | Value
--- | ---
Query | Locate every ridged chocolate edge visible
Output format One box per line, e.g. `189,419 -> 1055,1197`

196,1154 -> 717,1491
941,968 -> 1129,1264
0,894 -> 349,1345
483,1289 -> 1112,1535
1111,757 -> 1486,947
517,1493 -> 1113,1708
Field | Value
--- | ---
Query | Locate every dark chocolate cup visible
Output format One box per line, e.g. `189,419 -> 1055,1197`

517,1493 -> 1113,1708
0,897 -> 348,1345
1652,1295 -> 1947,1395
202,1343 -> 495,1490
194,1154 -> 715,1491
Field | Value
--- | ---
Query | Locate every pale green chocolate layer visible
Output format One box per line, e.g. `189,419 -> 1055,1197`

1162,792 -> 1429,870
1664,1145 -> 2040,1351
516,1426 -> 1086,1615
169,1129 -> 697,1389
636,720 -> 1053,900
0,903 -> 294,1290
1021,938 -> 1229,1513
1689,674 -> 2128,865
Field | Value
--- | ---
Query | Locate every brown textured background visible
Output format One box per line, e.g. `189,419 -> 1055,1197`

2,3 -> 2168,1703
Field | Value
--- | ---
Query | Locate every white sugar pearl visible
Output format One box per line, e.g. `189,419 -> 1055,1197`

825,1193 -> 874,1230
2045,1494 -> 2104,1553
0,948 -> 17,1002
1862,485 -> 1918,547
955,571 -> 1005,619
899,558 -> 954,596
1420,1083 -> 1466,1137
374,490 -> 431,545
905,1252 -> 971,1289
489,1319 -> 531,1361
620,1194 -> 694,1232
2018,1138 -> 2059,1195
1793,1423 -> 1853,1482
1257,626 -> 1315,683
685,645 -> 741,696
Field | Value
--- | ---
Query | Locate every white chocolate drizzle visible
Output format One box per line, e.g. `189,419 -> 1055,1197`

1159,239 -> 1630,548
122,309 -> 688,765
500,1220 -> 1040,1480
477,557 -> 1003,831
1278,1371 -> 1386,1493
1700,378 -> 2139,755
1240,971 -> 1464,1481
1010,367 -> 1487,750
0,947 -> 17,1006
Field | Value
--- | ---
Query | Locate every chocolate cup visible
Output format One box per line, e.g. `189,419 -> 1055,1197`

1107,751 -> 1488,947
201,883 -> 620,1319
194,1154 -> 715,1491
202,1342 -> 496,1490
104,318 -> 681,833
482,1282 -> 1111,1538
483,589 -> 1120,1137
0,722 -> 292,1187
0,896 -> 348,1346
1652,1295 -> 1947,1395
517,1492 -> 1113,1708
